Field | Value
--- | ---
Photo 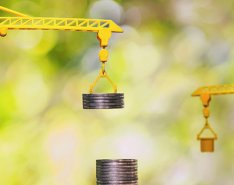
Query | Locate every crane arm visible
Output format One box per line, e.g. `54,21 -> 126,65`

0,17 -> 123,33
0,6 -> 123,47
0,17 -> 123,47
192,84 -> 234,96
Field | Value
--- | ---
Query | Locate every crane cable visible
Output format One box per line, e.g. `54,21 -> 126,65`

0,6 -> 30,17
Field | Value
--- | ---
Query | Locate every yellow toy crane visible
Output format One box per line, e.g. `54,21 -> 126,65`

0,5 -> 124,109
192,84 -> 234,152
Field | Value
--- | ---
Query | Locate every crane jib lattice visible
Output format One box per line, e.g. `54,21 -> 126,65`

0,17 -> 123,33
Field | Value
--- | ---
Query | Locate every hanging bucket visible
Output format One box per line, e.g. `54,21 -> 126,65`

197,121 -> 217,152
200,138 -> 215,152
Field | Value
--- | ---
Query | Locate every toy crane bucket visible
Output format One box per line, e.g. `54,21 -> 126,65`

200,138 -> 215,152
197,121 -> 217,152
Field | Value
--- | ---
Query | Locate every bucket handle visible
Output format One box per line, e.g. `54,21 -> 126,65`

197,120 -> 218,140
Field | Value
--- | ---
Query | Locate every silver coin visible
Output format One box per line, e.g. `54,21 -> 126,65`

97,175 -> 137,177
97,182 -> 138,185
83,93 -> 123,97
83,99 -> 123,103
97,181 -> 138,183
83,94 -> 124,100
97,171 -> 137,174
96,161 -> 138,165
83,105 -> 124,108
97,184 -> 138,185
97,164 -> 135,166
97,166 -> 136,169
97,165 -> 137,167
97,180 -> 137,184
83,101 -> 124,104
96,163 -> 137,166
84,102 -> 124,106
97,170 -> 137,173
97,182 -> 138,184
96,161 -> 137,164
84,93 -> 124,97
97,177 -> 138,180
83,99 -> 124,102
97,159 -> 137,162
97,173 -> 137,177
97,167 -> 137,171
97,183 -> 138,185
97,174 -> 138,177
97,177 -> 138,181
83,105 -> 124,109
97,170 -> 137,172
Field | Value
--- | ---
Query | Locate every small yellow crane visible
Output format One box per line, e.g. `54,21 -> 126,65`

192,84 -> 234,152
0,5 -> 124,109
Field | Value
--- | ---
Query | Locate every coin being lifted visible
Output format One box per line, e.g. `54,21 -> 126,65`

83,93 -> 124,109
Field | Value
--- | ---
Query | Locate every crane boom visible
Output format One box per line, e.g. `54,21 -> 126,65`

0,6 -> 123,47
192,84 -> 234,96
0,17 -> 123,33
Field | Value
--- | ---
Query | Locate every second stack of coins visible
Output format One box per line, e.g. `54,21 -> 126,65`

96,159 -> 138,185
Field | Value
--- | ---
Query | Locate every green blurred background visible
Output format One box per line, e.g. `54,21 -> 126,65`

0,0 -> 234,184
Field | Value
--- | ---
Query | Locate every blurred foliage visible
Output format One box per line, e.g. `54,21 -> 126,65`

0,0 -> 234,185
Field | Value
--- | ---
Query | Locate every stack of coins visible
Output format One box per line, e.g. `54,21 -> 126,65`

96,159 -> 138,185
83,93 -> 124,109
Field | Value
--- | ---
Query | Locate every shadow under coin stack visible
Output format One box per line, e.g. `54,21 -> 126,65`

96,159 -> 138,185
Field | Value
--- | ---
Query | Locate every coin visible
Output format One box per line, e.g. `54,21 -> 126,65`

97,177 -> 138,181
83,93 -> 124,99
97,180 -> 138,185
83,105 -> 124,109
97,159 -> 137,163
97,159 -> 137,164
